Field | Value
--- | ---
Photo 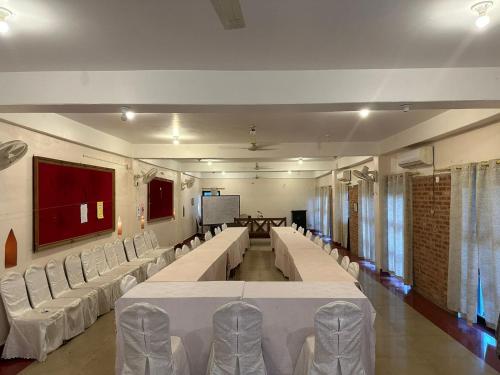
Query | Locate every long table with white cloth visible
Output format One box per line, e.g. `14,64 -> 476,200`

115,225 -> 375,375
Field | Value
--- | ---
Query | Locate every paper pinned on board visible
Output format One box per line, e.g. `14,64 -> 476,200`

97,201 -> 104,219
80,204 -> 88,224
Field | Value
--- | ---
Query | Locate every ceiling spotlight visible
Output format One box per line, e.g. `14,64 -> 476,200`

472,1 -> 494,29
287,170 -> 292,174
298,158 -> 304,165
207,161 -> 213,166
0,7 -> 12,35
222,171 -> 226,175
359,108 -> 370,118
120,107 -> 135,121
401,104 -> 411,113
172,136 -> 180,145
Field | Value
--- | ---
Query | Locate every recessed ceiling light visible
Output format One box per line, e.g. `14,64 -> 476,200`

120,107 -> 135,121
287,170 -> 292,174
359,108 -> 370,118
472,1 -> 494,29
222,171 -> 226,175
0,7 -> 13,35
172,136 -> 180,145
207,161 -> 213,166
298,158 -> 304,165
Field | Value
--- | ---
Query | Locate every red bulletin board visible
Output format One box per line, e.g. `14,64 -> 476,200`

33,156 -> 115,251
148,177 -> 174,222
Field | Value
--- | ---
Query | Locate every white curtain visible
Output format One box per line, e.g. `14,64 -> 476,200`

446,161 -> 500,327
358,179 -> 375,262
386,173 -> 413,285
318,186 -> 332,238
334,182 -> 349,247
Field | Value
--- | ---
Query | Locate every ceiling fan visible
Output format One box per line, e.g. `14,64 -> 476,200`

352,166 -> 378,182
253,162 -> 272,171
0,140 -> 28,172
210,0 -> 245,30
223,125 -> 279,152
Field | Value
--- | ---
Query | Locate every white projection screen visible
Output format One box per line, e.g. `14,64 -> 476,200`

202,195 -> 240,225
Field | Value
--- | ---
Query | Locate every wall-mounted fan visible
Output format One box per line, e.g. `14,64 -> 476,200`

210,0 -> 245,30
134,168 -> 158,185
352,166 -> 378,182
181,177 -> 195,190
0,140 -> 28,172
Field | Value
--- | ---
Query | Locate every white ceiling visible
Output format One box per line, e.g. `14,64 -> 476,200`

1,0 -> 500,71
62,110 -> 444,144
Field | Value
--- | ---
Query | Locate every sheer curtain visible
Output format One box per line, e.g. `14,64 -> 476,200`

334,182 -> 349,247
320,186 -> 332,238
358,179 -> 375,262
386,173 -> 413,285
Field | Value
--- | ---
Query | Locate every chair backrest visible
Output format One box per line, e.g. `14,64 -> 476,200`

291,223 -> 297,230
194,236 -> 201,247
311,301 -> 364,375
65,255 -> 87,288
120,275 -> 137,295
0,272 -> 33,322
104,243 -> 120,269
297,226 -> 304,235
214,227 -> 221,235
340,256 -> 350,271
190,239 -> 196,250
148,230 -> 160,249
182,244 -> 190,255
147,263 -> 160,278
81,250 -> 100,282
211,301 -> 266,374
305,230 -> 312,239
120,303 -> 174,374
175,247 -> 183,258
347,262 -> 360,280
46,259 -> 71,298
156,256 -> 167,270
205,231 -> 213,241
221,223 -> 228,230
330,248 -> 339,261
323,244 -> 332,255
133,234 -> 148,257
143,231 -> 154,250
113,240 -> 129,265
93,245 -> 111,275
24,265 -> 54,308
124,237 -> 138,261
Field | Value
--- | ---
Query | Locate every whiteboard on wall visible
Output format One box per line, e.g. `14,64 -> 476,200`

202,195 -> 240,225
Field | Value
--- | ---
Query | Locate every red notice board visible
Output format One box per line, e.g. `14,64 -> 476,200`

33,157 -> 115,251
148,177 -> 174,222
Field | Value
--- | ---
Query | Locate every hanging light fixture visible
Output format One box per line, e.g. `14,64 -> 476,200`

471,1 -> 494,29
0,7 -> 13,35
120,107 -> 136,121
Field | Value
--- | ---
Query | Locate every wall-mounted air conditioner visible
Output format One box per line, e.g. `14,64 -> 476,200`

398,146 -> 434,169
337,170 -> 351,183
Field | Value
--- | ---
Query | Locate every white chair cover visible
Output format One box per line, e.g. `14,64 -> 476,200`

0,272 -> 65,361
175,247 -> 183,260
297,226 -> 304,235
194,237 -> 202,248
133,234 -> 150,258
205,231 -> 213,241
124,238 -> 139,261
214,227 -> 221,235
305,230 -> 312,239
120,303 -> 190,375
46,259 -> 98,329
105,243 -> 121,269
291,223 -> 297,230
293,301 -> 365,375
330,249 -> 339,261
323,244 -> 331,255
147,263 -> 160,278
156,257 -> 167,271
190,239 -> 197,250
120,275 -> 138,295
207,301 -> 266,375
94,245 -> 117,277
148,230 -> 161,249
114,240 -> 129,265
340,256 -> 350,271
24,265 -> 84,341
118,240 -> 152,282
64,255 -> 112,315
182,244 -> 191,255
143,231 -> 155,250
221,223 -> 228,230
347,262 -> 360,280
102,243 -> 142,281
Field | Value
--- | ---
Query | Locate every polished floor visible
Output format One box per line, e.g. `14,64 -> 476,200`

7,239 -> 499,374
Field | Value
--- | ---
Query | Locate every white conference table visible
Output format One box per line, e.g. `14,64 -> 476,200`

116,281 -> 375,375
146,227 -> 250,282
271,226 -> 356,282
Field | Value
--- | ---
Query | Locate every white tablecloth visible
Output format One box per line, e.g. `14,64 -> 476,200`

115,281 -> 245,375
243,282 -> 375,375
271,227 -> 356,282
146,227 -> 249,282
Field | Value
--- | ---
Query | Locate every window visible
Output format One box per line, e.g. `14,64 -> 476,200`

202,190 -> 220,196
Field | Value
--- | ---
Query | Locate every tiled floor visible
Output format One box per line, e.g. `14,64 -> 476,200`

5,239 -> 499,374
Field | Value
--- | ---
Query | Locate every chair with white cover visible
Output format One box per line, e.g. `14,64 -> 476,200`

0,272 -> 65,361
104,243 -> 144,283
156,256 -> 167,270
119,302 -> 190,375
214,227 -> 221,235
221,223 -> 228,230
206,301 -> 267,375
134,234 -> 163,262
194,236 -> 202,248
314,237 -> 323,248
81,250 -> 121,305
46,259 -> 99,329
330,248 -> 339,262
123,238 -> 155,276
182,244 -> 191,256
205,231 -> 213,241
120,275 -> 138,295
293,301 -> 365,375
305,230 -> 312,240
190,239 -> 197,250
298,226 -> 305,235
147,263 -> 160,278
323,244 -> 332,255
148,230 -> 176,264
94,245 -> 136,283
340,256 -> 350,271
144,231 -> 174,261
175,247 -> 183,260
291,223 -> 297,230
347,262 -> 360,280
64,254 -> 112,316
24,265 -> 85,340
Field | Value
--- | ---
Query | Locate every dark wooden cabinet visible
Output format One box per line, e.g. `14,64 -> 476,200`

291,210 -> 307,230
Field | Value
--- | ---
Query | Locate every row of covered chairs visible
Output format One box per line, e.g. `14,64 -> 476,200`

120,300 -> 365,375
0,229 -> 173,361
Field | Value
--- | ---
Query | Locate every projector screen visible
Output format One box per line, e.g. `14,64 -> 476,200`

202,195 -> 240,225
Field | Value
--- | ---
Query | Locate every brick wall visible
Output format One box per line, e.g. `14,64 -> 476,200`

348,185 -> 359,256
412,174 -> 451,309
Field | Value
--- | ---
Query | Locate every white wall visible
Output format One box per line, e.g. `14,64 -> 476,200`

0,121 -> 200,344
201,178 -> 316,228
